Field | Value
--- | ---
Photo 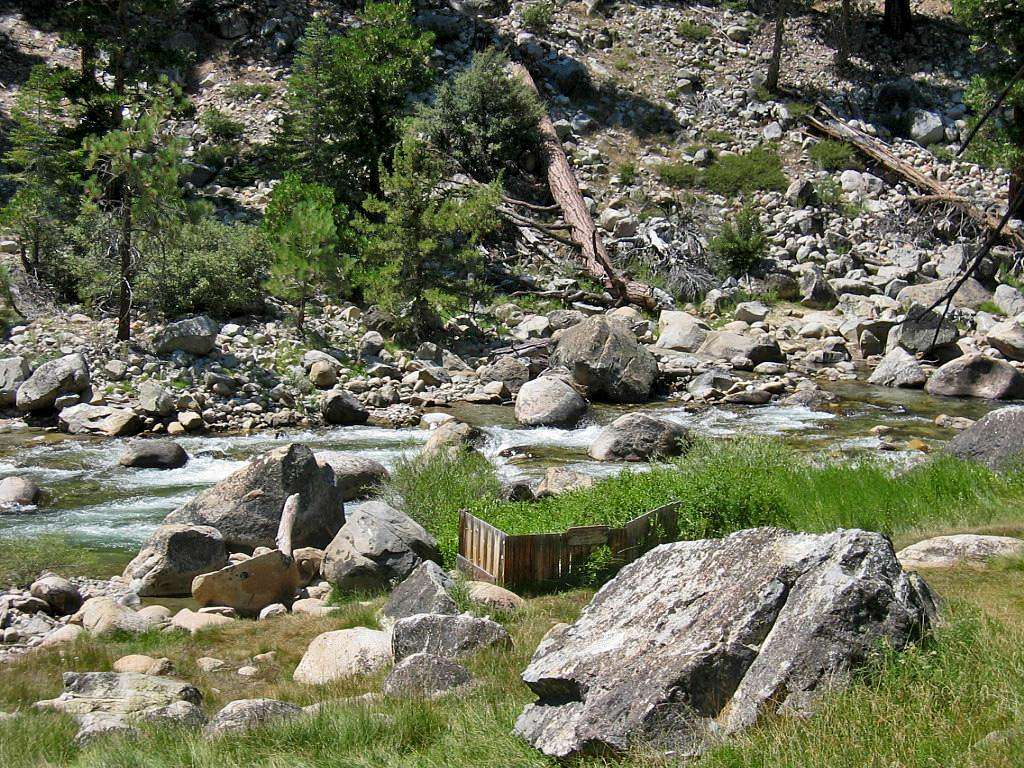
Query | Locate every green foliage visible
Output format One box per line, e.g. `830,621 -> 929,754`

0,535 -> 129,587
703,146 -> 788,195
193,143 -> 234,169
658,161 -> 700,188
704,129 -> 735,144
136,219 -> 271,317
977,300 -> 1006,316
200,108 -> 245,143
264,175 -> 343,330
356,129 -> 501,337
521,1 -> 555,31
418,49 -> 543,182
676,19 -> 714,40
225,82 -> 274,100
708,205 -> 767,276
808,139 -> 858,171
384,449 -> 503,565
616,161 -> 638,185
277,4 -> 435,206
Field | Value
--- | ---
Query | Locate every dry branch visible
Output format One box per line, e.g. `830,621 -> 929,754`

803,103 -> 1024,253
510,63 -> 659,310
276,493 -> 299,557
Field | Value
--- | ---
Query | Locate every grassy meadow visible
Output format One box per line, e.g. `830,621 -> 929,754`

2,438 -> 1024,767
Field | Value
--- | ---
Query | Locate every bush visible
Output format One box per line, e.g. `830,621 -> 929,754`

521,1 -> 555,31
419,48 -> 543,183
384,450 -> 503,565
225,83 -> 274,100
676,20 -> 713,40
808,139 -> 858,171
658,161 -> 700,188
708,205 -> 767,276
616,161 -> 637,185
136,219 -> 272,317
703,146 -> 788,195
200,108 -> 245,143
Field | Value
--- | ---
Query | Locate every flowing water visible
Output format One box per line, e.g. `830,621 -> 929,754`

0,382 -> 1003,553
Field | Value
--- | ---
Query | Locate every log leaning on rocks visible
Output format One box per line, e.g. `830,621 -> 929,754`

510,63 -> 659,310
802,103 -> 1024,253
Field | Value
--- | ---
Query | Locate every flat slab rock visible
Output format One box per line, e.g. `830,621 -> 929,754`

897,534 -> 1024,569
514,527 -> 937,758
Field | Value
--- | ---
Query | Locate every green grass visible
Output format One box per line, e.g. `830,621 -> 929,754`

224,83 -> 274,100
390,439 -> 1024,566
200,108 -> 245,144
703,147 -> 788,195
657,161 -> 700,188
521,0 -> 555,32
0,535 -> 131,588
978,300 -> 1006,316
676,19 -> 713,40
808,139 -> 860,171
704,129 -> 735,144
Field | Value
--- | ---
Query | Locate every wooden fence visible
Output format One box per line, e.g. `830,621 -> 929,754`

457,501 -> 681,589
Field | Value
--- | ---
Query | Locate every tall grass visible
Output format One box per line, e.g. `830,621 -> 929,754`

0,535 -> 131,587
389,439 -> 1024,565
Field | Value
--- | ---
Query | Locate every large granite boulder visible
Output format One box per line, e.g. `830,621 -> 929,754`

165,443 -> 344,551
654,311 -> 709,353
0,475 -> 42,507
391,613 -> 512,662
514,376 -> 588,427
293,627 -> 393,685
30,574 -> 83,615
138,380 -> 175,417
16,353 -> 90,412
897,277 -> 992,311
589,413 -> 690,461
35,672 -> 204,745
550,316 -> 657,403
986,319 -> 1024,362
514,527 -> 937,758
321,501 -> 440,592
421,420 -> 482,459
868,347 -> 927,389
0,356 -> 30,406
947,406 -> 1024,468
204,698 -> 303,736
59,404 -> 142,437
119,440 -> 189,470
887,304 -> 958,356
382,653 -> 473,699
479,356 -> 531,396
153,316 -> 221,355
897,534 -> 1024,569
380,560 -> 459,624
321,389 -> 369,426
191,550 -> 301,617
924,355 -> 1024,400
80,597 -> 161,636
315,451 -> 388,501
123,524 -> 228,597
697,331 -> 784,365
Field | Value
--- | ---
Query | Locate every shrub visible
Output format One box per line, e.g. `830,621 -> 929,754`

808,139 -> 858,171
708,205 -> 767,276
225,82 -> 274,100
194,143 -> 233,169
704,129 -> 735,144
703,147 -> 788,195
201,108 -> 245,143
521,1 -> 555,31
616,161 -> 638,185
676,19 -> 713,40
977,300 -> 1006,316
136,219 -> 272,317
658,161 -> 700,188
419,48 -> 543,183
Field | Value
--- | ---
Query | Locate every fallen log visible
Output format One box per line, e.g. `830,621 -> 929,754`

510,63 -> 659,310
803,103 -> 1024,253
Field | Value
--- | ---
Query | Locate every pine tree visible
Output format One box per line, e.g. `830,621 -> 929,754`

356,128 -> 501,338
264,176 -> 341,331
277,1 -> 434,207
82,87 -> 190,340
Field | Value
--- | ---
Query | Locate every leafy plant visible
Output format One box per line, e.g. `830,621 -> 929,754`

616,161 -> 638,185
201,108 -> 245,143
808,139 -> 859,171
418,48 -> 543,183
225,82 -> 274,100
522,1 -> 555,32
708,205 -> 768,276
676,20 -> 713,40
658,161 -> 700,188
703,146 -> 788,195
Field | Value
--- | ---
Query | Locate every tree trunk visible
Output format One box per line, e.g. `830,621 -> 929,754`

766,0 -> 786,92
836,0 -> 851,67
883,0 -> 912,38
1012,105 -> 1024,213
117,200 -> 132,342
509,63 -> 657,310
